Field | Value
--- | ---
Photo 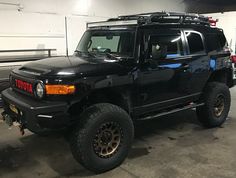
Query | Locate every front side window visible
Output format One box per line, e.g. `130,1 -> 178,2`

185,32 -> 205,54
148,33 -> 184,60
76,30 -> 135,57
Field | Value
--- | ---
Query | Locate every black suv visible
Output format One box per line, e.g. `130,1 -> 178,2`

1,12 -> 236,173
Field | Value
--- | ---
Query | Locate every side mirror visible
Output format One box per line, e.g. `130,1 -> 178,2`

151,44 -> 167,60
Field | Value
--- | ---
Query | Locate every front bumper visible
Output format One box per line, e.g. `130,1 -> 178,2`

1,88 -> 71,133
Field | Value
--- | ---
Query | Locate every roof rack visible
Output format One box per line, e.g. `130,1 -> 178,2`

87,12 -> 210,28
117,12 -> 210,26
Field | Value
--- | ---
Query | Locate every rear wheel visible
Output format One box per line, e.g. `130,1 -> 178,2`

196,82 -> 231,128
70,103 -> 134,173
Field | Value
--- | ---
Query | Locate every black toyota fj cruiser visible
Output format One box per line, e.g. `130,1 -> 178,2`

1,12 -> 236,173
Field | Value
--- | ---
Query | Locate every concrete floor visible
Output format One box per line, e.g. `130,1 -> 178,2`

0,87 -> 236,178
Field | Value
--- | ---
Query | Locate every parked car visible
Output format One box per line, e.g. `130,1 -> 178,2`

1,12 -> 236,173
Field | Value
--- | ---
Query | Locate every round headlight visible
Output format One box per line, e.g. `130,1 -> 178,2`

35,82 -> 44,98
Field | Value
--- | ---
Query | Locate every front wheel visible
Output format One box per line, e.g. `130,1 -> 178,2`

70,103 -> 134,173
196,82 -> 231,128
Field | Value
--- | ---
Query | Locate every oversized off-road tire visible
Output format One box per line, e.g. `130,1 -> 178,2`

70,103 -> 134,173
196,82 -> 231,128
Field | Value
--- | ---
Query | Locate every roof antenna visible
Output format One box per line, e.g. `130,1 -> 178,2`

65,16 -> 69,57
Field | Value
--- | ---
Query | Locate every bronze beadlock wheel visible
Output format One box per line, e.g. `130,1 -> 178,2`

214,94 -> 225,117
196,82 -> 231,128
93,122 -> 123,158
70,103 -> 134,173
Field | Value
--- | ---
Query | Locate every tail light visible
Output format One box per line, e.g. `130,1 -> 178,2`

231,55 -> 236,63
208,17 -> 218,27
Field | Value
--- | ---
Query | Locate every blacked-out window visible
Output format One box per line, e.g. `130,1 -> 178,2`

206,34 -> 220,51
205,32 -> 227,51
186,32 -> 205,54
206,33 -> 226,52
218,33 -> 227,48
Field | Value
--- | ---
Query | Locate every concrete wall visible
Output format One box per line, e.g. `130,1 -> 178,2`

0,0 -> 185,56
204,12 -> 236,54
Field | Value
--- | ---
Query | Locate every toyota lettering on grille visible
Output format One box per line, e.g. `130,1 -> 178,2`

15,79 -> 33,94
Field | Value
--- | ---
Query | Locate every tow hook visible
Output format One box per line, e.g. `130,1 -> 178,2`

19,125 -> 25,136
13,121 -> 25,136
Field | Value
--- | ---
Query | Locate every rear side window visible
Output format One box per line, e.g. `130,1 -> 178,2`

185,32 -> 205,54
206,32 -> 227,52
218,33 -> 227,48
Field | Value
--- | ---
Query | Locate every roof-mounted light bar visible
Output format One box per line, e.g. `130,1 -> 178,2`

87,20 -> 138,28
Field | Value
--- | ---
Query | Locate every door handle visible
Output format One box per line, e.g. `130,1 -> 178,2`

182,64 -> 190,69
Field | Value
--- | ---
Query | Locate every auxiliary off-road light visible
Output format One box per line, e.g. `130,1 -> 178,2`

45,85 -> 75,95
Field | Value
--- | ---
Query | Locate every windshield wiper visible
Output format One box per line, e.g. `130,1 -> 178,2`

75,50 -> 120,60
74,50 -> 96,58
105,53 -> 121,61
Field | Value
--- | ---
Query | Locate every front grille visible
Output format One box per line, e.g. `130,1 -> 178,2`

10,73 -> 36,97
15,79 -> 33,94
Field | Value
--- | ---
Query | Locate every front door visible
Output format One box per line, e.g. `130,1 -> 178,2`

134,28 -> 195,115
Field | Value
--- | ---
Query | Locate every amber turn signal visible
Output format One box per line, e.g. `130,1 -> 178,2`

45,85 -> 75,95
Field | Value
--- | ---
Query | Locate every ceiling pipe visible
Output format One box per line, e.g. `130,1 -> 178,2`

0,2 -> 24,11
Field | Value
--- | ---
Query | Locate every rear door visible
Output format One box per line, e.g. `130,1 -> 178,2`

183,30 -> 209,94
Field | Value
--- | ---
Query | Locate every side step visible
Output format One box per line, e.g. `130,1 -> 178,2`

139,103 -> 204,121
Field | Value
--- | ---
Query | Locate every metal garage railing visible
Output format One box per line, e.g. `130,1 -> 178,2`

0,48 -> 56,56
0,49 -> 56,63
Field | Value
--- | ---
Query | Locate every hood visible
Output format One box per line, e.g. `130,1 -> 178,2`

16,55 -> 128,78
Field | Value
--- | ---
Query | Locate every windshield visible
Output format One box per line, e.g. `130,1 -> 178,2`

76,30 -> 135,58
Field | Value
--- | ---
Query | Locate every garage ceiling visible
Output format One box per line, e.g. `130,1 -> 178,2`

184,0 -> 236,13
185,0 -> 235,5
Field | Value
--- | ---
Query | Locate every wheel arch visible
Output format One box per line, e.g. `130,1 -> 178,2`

68,88 -> 132,117
207,68 -> 234,88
